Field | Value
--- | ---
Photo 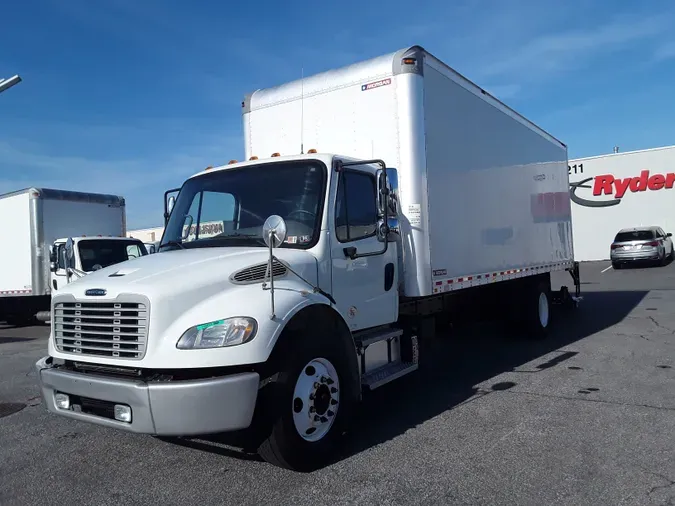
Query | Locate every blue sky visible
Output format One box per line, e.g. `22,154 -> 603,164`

2,0 -> 675,229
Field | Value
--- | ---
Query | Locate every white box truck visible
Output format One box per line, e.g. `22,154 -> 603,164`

0,188 -> 148,325
35,46 -> 581,471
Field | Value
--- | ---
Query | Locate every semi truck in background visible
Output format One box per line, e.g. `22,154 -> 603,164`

0,188 -> 148,325
35,46 -> 581,471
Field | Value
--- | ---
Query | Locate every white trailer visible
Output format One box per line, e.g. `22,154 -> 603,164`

35,46 -> 581,471
0,188 -> 147,324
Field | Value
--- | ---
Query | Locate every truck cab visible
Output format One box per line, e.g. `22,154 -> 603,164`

36,153 -> 403,471
49,236 -> 149,292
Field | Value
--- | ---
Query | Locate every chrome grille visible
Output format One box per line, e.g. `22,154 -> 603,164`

53,300 -> 148,360
231,260 -> 287,284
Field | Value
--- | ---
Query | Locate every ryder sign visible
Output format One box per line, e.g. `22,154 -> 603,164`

571,169 -> 675,207
593,170 -> 675,198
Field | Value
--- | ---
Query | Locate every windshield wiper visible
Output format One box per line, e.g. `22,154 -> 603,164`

159,240 -> 185,250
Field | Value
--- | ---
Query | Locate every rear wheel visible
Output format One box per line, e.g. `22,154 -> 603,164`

612,262 -> 621,270
523,278 -> 551,339
257,323 -> 359,471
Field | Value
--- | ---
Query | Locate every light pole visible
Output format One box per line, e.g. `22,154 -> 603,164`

0,75 -> 22,94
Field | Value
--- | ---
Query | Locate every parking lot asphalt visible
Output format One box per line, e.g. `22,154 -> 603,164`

1,260 -> 674,506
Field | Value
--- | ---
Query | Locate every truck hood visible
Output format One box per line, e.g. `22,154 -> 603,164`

56,247 -> 318,300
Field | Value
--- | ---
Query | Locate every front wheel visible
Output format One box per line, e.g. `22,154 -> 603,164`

257,325 -> 359,471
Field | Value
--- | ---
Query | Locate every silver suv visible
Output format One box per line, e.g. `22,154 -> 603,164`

610,226 -> 674,269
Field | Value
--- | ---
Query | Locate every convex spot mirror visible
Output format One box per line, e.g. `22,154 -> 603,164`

262,215 -> 287,248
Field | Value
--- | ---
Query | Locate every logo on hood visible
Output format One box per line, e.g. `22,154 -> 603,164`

85,288 -> 107,296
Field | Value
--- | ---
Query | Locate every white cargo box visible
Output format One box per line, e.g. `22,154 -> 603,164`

243,45 -> 575,297
0,188 -> 126,297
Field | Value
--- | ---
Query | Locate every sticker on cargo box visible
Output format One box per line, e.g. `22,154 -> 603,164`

361,78 -> 391,91
407,203 -> 422,226
433,269 -> 447,277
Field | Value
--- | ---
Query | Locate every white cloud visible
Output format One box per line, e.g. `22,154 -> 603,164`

0,126 -> 243,228
477,14 -> 671,81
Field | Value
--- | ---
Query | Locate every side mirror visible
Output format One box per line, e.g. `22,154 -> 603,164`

667,232 -> 672,237
262,215 -> 287,248
385,168 -> 400,240
376,170 -> 388,217
65,238 -> 75,269
49,245 -> 58,272
164,187 -> 180,225
181,214 -> 194,240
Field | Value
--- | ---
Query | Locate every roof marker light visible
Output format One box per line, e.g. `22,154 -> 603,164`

249,156 -> 258,160
307,148 -> 317,154
271,152 -> 280,157
228,159 -> 238,164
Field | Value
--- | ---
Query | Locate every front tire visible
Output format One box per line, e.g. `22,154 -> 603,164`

257,324 -> 359,471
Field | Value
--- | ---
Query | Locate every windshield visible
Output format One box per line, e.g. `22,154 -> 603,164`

161,160 -> 326,250
614,230 -> 655,242
78,239 -> 148,271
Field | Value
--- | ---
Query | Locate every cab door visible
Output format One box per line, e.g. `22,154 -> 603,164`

329,165 -> 398,331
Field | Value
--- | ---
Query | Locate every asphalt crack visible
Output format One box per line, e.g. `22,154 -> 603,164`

648,316 -> 675,334
502,389 -> 675,412
644,470 -> 675,502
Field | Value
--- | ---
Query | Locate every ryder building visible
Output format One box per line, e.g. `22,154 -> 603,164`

568,144 -> 675,261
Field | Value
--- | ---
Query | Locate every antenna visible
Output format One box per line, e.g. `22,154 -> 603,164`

300,67 -> 304,154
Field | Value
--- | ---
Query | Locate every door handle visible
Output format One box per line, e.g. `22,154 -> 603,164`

343,247 -> 357,259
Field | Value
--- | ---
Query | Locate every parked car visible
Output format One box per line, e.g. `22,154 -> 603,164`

610,226 -> 674,268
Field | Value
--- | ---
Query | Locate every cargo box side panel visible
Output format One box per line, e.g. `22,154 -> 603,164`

423,59 -> 573,292
0,192 -> 34,295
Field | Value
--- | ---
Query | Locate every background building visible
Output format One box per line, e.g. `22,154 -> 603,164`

569,145 -> 675,261
127,226 -> 164,243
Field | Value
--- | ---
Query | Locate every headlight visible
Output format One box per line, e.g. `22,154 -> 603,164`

176,317 -> 257,349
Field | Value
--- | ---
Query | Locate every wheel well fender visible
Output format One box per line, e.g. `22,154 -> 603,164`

263,303 -> 360,394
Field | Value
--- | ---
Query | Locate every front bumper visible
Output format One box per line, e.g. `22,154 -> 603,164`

611,249 -> 661,262
35,356 -> 260,436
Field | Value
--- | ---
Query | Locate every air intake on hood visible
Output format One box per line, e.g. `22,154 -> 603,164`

230,259 -> 287,284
